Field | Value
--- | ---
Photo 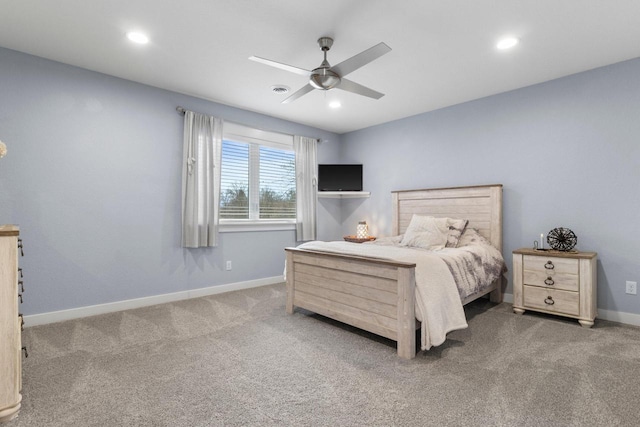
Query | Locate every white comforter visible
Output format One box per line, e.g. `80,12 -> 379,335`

296,241 -> 468,350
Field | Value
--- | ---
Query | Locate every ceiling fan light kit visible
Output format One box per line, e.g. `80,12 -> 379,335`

250,36 -> 391,103
309,68 -> 341,90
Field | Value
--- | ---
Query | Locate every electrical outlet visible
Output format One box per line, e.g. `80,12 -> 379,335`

226,261 -> 232,271
626,281 -> 637,295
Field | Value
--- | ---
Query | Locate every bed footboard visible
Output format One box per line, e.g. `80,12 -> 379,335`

285,248 -> 417,359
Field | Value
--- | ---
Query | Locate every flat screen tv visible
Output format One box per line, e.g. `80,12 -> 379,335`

318,164 -> 363,192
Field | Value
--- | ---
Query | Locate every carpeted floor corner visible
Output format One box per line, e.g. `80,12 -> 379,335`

12,283 -> 640,426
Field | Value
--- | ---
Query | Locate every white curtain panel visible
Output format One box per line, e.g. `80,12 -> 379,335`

181,111 -> 223,248
294,135 -> 318,241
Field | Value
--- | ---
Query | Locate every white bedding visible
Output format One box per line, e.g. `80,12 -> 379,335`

296,240 -> 468,350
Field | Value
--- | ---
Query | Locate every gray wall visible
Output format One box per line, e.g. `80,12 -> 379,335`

339,58 -> 640,316
0,47 -> 341,315
2,44 -> 639,318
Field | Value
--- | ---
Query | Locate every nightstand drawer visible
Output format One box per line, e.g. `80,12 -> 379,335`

522,270 -> 579,292
523,285 -> 579,316
523,255 -> 579,275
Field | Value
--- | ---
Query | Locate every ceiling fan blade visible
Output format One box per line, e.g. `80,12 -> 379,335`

249,56 -> 310,76
330,42 -> 391,77
336,78 -> 385,100
282,84 -> 315,104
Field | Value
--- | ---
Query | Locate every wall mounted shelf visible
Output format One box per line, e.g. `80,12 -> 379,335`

318,191 -> 371,199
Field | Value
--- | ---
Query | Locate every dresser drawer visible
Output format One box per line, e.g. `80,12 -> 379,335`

522,270 -> 579,292
523,285 -> 579,316
523,255 -> 578,274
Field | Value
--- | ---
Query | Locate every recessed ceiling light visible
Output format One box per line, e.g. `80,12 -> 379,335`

496,37 -> 519,50
126,32 -> 149,44
329,101 -> 341,109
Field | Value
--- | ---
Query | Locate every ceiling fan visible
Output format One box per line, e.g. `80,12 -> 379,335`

249,37 -> 391,104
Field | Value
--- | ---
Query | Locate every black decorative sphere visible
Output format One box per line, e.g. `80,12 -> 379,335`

547,227 -> 577,251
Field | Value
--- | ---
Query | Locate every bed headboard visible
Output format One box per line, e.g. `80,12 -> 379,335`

391,184 -> 503,252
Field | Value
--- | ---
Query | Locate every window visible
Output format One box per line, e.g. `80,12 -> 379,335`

219,123 -> 295,227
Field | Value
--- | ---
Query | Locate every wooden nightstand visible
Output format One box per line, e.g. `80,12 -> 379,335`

512,248 -> 597,327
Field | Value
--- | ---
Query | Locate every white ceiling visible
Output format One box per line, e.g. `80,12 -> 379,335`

1,0 -> 640,134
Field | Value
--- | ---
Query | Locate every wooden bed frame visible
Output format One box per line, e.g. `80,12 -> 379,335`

285,184 -> 503,359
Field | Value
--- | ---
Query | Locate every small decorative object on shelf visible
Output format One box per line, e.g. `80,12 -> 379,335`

0,140 -> 7,159
343,235 -> 376,243
356,221 -> 369,239
547,227 -> 577,252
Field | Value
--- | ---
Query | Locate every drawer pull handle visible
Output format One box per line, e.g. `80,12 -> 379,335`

19,268 -> 23,278
545,277 -> 555,286
18,238 -> 24,257
544,261 -> 554,270
18,293 -> 23,304
22,346 -> 28,358
18,314 -> 24,331
18,280 -> 24,293
544,296 -> 555,305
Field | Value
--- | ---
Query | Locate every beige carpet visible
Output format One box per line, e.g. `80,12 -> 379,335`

12,283 -> 640,426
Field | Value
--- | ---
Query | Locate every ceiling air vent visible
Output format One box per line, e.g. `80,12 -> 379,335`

271,85 -> 290,94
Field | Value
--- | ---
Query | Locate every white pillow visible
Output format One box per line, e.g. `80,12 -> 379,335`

400,215 -> 449,250
400,215 -> 469,250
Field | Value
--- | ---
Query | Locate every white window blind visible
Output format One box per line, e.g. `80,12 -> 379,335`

220,140 -> 249,219
220,123 -> 295,223
259,145 -> 295,219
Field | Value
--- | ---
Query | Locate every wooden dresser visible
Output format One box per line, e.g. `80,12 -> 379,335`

0,225 -> 23,423
512,247 -> 597,327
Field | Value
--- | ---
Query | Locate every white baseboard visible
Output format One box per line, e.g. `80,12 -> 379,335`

24,276 -> 284,327
501,292 -> 640,327
595,308 -> 640,327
